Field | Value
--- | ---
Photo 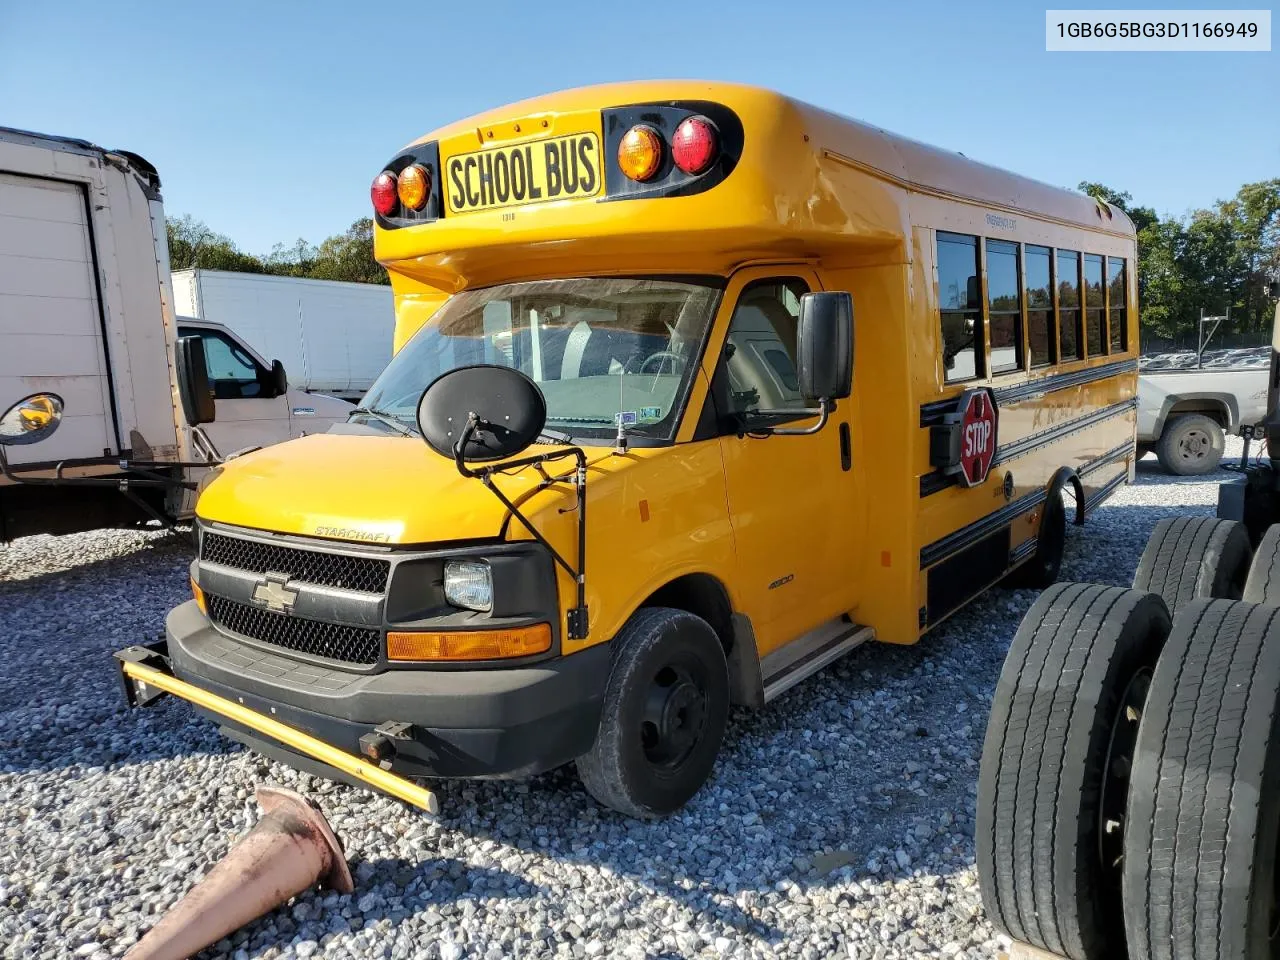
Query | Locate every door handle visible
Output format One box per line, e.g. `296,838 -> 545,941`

839,423 -> 852,471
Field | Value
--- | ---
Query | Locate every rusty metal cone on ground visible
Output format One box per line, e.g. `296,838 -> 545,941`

123,786 -> 354,960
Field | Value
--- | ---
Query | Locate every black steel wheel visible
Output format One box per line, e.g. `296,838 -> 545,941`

576,607 -> 729,818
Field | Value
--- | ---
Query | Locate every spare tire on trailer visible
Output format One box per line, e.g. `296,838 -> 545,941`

1122,599 -> 1280,960
1132,516 -> 1252,616
977,582 -> 1171,960
1243,523 -> 1280,606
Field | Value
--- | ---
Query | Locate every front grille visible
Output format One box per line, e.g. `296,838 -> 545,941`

207,595 -> 381,665
202,532 -> 390,593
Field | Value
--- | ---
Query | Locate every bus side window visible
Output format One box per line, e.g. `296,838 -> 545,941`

938,232 -> 982,383
1108,257 -> 1128,352
1057,249 -> 1083,361
1084,253 -> 1105,356
720,278 -> 808,417
1025,246 -> 1055,367
986,239 -> 1023,374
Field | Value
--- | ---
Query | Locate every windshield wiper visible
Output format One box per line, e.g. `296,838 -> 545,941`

351,407 -> 416,437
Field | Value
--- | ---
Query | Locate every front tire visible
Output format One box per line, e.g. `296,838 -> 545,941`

576,607 -> 729,818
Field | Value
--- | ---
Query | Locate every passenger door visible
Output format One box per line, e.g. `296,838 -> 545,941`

703,268 -> 860,655
178,326 -> 291,453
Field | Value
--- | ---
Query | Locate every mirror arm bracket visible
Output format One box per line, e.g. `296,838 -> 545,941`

748,398 -> 833,438
453,414 -> 591,640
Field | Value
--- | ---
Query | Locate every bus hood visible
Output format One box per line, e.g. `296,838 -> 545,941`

195,433 -> 583,545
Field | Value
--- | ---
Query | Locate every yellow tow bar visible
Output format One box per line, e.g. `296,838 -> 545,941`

116,652 -> 439,815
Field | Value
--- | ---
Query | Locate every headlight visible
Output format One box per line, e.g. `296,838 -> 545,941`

444,560 -> 492,612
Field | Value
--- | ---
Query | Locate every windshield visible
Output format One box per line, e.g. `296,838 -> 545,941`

360,277 -> 722,443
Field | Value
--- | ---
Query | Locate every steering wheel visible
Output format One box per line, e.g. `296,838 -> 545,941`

633,351 -> 686,375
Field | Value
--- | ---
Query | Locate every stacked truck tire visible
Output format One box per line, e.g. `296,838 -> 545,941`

977,515 -> 1280,960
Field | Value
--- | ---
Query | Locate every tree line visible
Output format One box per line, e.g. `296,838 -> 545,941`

168,175 -> 1279,346
165,215 -> 389,285
1080,179 -> 1279,346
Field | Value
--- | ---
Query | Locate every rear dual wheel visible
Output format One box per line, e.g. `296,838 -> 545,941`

977,582 -> 1171,959
1245,525 -> 1280,606
1123,599 -> 1280,960
1133,516 -> 1252,616
1006,490 -> 1067,589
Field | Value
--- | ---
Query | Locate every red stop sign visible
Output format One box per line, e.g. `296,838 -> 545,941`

956,388 -> 998,487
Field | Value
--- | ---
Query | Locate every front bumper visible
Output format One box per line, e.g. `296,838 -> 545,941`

158,601 -> 610,781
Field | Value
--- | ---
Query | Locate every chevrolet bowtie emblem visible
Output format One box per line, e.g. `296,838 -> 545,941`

252,573 -> 298,613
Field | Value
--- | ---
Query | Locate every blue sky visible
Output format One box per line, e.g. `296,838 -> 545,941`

2,1 -> 1274,254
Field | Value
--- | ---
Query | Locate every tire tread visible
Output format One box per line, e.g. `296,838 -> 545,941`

978,583 -> 1170,959
1123,599 -> 1280,960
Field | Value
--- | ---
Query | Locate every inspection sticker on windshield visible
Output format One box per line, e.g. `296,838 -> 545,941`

640,406 -> 662,420
615,411 -> 638,426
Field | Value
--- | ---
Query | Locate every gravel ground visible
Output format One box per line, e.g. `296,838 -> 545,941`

0,445 -> 1247,960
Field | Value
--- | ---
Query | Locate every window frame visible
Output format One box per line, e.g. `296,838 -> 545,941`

182,327 -> 274,400
984,237 -> 1024,377
937,231 -> 985,384
1055,248 -> 1084,363
1106,255 -> 1128,354
1083,252 -> 1106,358
710,275 -> 814,435
1024,243 -> 1057,369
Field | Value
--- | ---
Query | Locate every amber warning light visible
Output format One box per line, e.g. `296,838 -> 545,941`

397,165 -> 430,210
617,125 -> 663,182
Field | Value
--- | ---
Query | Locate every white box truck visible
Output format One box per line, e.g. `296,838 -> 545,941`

0,128 -> 352,540
170,268 -> 394,401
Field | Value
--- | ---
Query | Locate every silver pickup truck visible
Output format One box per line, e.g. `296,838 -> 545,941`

1138,365 -> 1269,474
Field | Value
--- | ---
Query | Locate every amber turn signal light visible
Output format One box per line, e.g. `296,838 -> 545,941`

617,124 -> 663,182
397,164 -> 430,210
387,624 -> 552,662
191,577 -> 207,615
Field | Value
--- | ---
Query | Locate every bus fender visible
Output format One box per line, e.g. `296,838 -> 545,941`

1047,466 -> 1086,526
728,614 -> 765,708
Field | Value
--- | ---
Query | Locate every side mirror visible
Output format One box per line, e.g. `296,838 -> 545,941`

175,336 -> 216,426
416,365 -> 547,465
0,393 -> 63,446
796,292 -> 854,403
270,359 -> 288,397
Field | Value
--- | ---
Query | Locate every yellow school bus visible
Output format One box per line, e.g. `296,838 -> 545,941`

113,81 -> 1137,818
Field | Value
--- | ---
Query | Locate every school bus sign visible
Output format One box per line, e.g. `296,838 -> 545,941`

931,387 -> 1000,488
